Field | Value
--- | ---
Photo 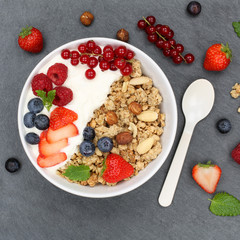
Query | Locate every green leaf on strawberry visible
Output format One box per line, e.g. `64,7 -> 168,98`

36,90 -> 56,111
209,192 -> 240,216
63,165 -> 90,181
232,21 -> 240,38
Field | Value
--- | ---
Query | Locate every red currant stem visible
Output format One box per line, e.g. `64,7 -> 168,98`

80,53 -> 102,57
142,16 -> 187,64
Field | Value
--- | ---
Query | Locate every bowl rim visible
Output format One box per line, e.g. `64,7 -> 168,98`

18,37 -> 177,198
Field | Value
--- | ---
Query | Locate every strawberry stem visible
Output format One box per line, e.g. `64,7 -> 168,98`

19,25 -> 33,38
221,42 -> 232,61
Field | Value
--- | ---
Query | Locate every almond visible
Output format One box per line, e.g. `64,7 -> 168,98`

128,122 -> 137,138
129,76 -> 151,86
128,101 -> 142,115
137,110 -> 158,122
136,137 -> 154,155
116,132 -> 133,145
106,111 -> 118,125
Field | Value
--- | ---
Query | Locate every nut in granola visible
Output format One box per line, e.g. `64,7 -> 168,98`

129,76 -> 151,86
116,132 -> 133,145
106,111 -> 118,125
137,110 -> 158,122
128,101 -> 142,115
136,137 -> 154,155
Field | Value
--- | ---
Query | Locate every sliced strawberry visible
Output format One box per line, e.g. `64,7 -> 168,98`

47,123 -> 78,143
50,107 -> 78,130
192,161 -> 222,194
39,134 -> 68,157
37,152 -> 67,168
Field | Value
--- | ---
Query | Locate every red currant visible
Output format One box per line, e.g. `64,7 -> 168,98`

114,58 -> 126,69
109,61 -> 118,71
78,44 -> 86,53
162,41 -> 171,50
86,40 -> 96,51
126,50 -> 135,60
169,39 -> 176,47
170,49 -> 179,58
61,49 -> 71,59
93,46 -> 102,55
155,24 -> 162,33
145,26 -> 156,35
103,50 -> 114,61
103,45 -> 113,52
99,60 -> 110,71
159,25 -> 170,36
120,63 -> 132,76
148,34 -> 158,43
71,58 -> 79,66
85,69 -> 96,80
71,51 -> 80,59
175,44 -> 184,53
184,53 -> 195,64
156,39 -> 164,49
165,30 -> 174,39
163,49 -> 171,57
80,55 -> 90,64
137,20 -> 147,29
172,55 -> 183,64
87,57 -> 98,68
146,16 -> 156,25
115,46 -> 127,57
98,56 -> 104,62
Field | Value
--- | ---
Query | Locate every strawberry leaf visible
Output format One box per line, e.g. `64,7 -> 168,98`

19,25 -> 33,38
209,192 -> 240,216
198,161 -> 214,168
220,43 -> 232,61
63,165 -> 90,181
36,90 -> 56,111
233,21 -> 240,38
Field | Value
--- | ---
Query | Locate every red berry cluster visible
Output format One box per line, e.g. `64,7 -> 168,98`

137,16 -> 194,64
61,40 -> 135,80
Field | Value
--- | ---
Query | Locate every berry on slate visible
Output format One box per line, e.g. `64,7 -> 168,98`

79,141 -> 95,157
187,1 -> 202,16
204,43 -> 232,71
52,86 -> 73,107
102,153 -> 134,183
18,26 -> 43,53
34,114 -> 50,130
192,161 -> 222,194
97,137 -> 113,152
25,132 -> 40,144
137,20 -> 147,29
216,118 -> 231,134
31,73 -> 53,96
5,158 -> 21,173
24,112 -> 36,128
47,63 -> 68,86
184,53 -> 195,63
83,126 -> 95,141
146,16 -> 156,25
28,98 -> 44,113
231,143 -> 240,164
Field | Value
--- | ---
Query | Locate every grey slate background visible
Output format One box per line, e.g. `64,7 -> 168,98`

1,0 -> 240,239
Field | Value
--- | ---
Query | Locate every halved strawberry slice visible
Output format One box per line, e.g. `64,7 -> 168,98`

37,152 -> 67,168
46,123 -> 78,143
192,161 -> 222,194
50,107 -> 78,130
39,134 -> 68,157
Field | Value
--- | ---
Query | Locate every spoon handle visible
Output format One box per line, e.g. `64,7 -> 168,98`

158,123 -> 195,207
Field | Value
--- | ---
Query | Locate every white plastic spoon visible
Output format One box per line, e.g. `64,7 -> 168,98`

158,79 -> 215,207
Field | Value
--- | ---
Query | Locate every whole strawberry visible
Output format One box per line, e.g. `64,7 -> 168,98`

231,143 -> 240,164
203,43 -> 232,71
18,26 -> 43,53
102,153 -> 134,183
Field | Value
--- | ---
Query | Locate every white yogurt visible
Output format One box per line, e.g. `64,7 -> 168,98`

24,52 -> 121,170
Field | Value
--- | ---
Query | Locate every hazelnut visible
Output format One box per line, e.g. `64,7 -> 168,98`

116,28 -> 129,42
128,102 -> 142,115
116,132 -> 133,145
80,11 -> 94,26
106,111 -> 118,125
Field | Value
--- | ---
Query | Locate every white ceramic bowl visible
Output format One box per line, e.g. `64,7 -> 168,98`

18,37 -> 177,198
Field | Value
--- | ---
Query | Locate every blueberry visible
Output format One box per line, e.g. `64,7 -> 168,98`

83,126 -> 95,141
24,112 -> 36,128
79,141 -> 95,157
216,119 -> 231,134
34,114 -> 49,130
5,158 -> 21,173
25,132 -> 40,144
28,98 -> 44,113
97,137 -> 113,152
187,1 -> 201,16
